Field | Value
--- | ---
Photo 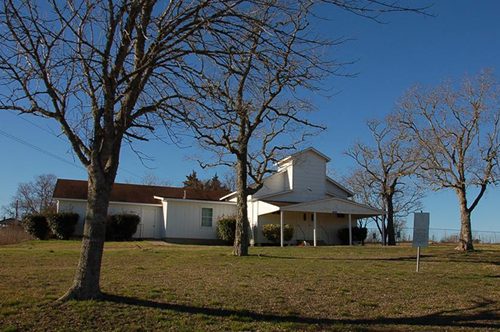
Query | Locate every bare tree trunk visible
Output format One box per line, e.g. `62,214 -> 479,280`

59,167 -> 114,300
375,215 -> 387,245
386,194 -> 396,246
233,157 -> 249,256
456,190 -> 474,251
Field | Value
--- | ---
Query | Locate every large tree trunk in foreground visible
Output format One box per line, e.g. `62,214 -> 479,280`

456,190 -> 474,251
59,168 -> 114,300
386,195 -> 396,246
233,157 -> 250,256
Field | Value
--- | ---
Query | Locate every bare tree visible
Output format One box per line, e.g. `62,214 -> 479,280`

0,0 -> 429,298
178,1 -> 427,256
2,174 -> 57,218
222,171 -> 237,192
397,71 -> 500,251
140,172 -> 170,186
177,1 -> 331,256
0,0 -> 263,300
346,118 -> 423,245
344,168 -> 422,243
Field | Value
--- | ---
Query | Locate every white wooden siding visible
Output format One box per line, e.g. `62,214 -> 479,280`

271,151 -> 327,202
326,181 -> 351,199
253,170 -> 291,199
253,200 -> 281,216
163,200 -> 236,240
57,200 -> 87,235
57,199 -> 163,238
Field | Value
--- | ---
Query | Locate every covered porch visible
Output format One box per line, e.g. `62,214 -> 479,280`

270,198 -> 384,246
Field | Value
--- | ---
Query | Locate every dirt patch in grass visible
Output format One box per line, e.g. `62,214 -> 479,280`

0,242 -> 498,331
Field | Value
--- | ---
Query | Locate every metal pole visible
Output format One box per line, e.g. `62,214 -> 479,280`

313,212 -> 317,247
348,214 -> 352,246
280,210 -> 284,247
416,246 -> 421,272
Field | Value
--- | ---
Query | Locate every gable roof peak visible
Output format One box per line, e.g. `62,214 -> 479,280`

277,147 -> 331,165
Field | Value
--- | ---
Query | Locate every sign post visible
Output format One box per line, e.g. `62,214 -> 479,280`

412,212 -> 430,272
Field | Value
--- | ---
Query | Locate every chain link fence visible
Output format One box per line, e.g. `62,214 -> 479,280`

364,227 -> 500,244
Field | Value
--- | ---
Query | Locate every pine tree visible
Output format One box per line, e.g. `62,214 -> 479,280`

206,174 -> 229,191
183,171 -> 204,190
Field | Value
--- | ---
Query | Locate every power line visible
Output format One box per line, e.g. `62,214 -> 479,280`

3,116 -> 144,180
17,116 -> 67,143
0,128 -> 84,170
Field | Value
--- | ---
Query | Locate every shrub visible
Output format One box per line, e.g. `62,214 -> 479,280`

0,222 -> 33,245
262,224 -> 294,244
440,234 -> 459,243
216,217 -> 236,244
338,226 -> 368,245
354,227 -> 368,245
47,212 -> 79,240
106,214 -> 141,241
23,214 -> 50,240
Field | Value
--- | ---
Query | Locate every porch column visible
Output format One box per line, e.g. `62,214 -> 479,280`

313,212 -> 317,247
348,214 -> 352,246
280,210 -> 284,247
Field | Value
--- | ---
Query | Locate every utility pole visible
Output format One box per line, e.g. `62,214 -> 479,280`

15,200 -> 19,220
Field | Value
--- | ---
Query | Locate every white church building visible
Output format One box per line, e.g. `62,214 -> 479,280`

54,148 -> 383,245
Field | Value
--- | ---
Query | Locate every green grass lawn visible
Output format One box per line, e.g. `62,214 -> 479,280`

0,241 -> 498,331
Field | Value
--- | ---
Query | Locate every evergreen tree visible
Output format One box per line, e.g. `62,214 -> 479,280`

183,172 -> 229,191
183,171 -> 204,190
206,174 -> 229,191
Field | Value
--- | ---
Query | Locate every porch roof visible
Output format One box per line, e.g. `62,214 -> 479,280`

278,197 -> 384,217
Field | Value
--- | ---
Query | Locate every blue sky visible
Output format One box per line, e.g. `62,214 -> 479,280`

0,0 -> 499,231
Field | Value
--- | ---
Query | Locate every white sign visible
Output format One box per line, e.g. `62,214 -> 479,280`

413,212 -> 430,247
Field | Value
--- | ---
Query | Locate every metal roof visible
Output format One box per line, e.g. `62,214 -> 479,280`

279,197 -> 384,217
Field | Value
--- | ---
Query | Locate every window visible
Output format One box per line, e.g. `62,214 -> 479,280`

201,208 -> 213,227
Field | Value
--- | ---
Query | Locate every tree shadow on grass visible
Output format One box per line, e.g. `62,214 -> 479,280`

444,258 -> 500,266
254,254 -> 500,265
103,294 -> 499,329
254,254 -> 433,262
